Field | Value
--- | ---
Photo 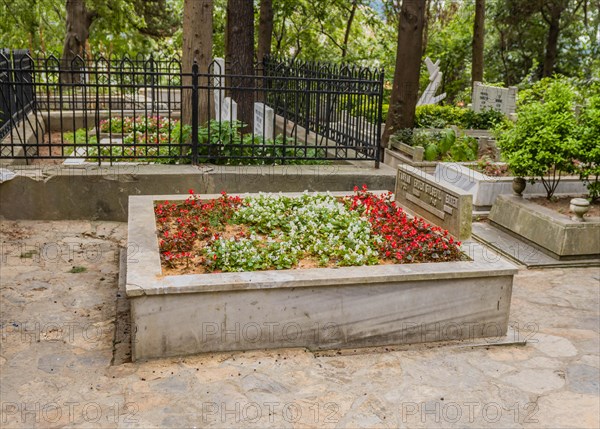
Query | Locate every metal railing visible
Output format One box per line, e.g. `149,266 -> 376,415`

0,50 -> 35,141
0,51 -> 384,166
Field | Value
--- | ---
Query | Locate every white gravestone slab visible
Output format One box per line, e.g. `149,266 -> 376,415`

253,102 -> 274,140
417,57 -> 447,106
213,58 -> 225,118
221,97 -> 237,122
472,81 -> 517,115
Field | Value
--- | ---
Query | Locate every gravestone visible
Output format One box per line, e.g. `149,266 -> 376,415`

472,81 -> 517,115
221,97 -> 237,122
212,58 -> 225,118
253,102 -> 274,140
417,57 -> 447,106
395,164 -> 472,240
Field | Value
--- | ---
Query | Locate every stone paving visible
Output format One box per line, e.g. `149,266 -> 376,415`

0,220 -> 598,428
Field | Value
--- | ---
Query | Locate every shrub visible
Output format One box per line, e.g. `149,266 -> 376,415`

496,78 -> 579,199
415,105 -> 466,128
576,95 -> 600,201
414,105 -> 506,130
389,128 -> 414,146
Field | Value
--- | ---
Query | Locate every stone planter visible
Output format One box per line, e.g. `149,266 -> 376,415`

127,192 -> 517,360
434,163 -> 588,211
384,128 -> 499,173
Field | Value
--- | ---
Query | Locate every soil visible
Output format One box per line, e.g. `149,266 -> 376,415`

530,196 -> 600,218
467,163 -> 512,177
29,131 -> 73,165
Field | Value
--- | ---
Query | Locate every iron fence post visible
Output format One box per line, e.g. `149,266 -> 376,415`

191,61 -> 199,164
375,69 -> 385,168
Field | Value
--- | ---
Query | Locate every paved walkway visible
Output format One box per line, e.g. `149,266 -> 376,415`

1,220 -> 598,428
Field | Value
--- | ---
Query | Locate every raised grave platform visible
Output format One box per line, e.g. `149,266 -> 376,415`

126,192 -> 516,360
472,222 -> 600,268
489,195 -> 600,260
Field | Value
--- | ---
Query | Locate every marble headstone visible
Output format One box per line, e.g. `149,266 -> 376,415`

395,164 -> 473,240
253,102 -> 274,140
472,81 -> 517,115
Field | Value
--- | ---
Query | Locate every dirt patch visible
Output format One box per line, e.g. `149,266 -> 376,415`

112,249 -> 132,365
28,131 -> 71,165
530,196 -> 600,218
467,164 -> 512,177
0,221 -> 32,240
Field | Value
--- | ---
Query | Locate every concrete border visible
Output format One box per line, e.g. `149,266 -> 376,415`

0,164 -> 396,221
435,163 -> 587,211
127,192 -> 517,360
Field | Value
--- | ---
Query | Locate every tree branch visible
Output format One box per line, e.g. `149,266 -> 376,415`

341,1 -> 358,59
318,20 -> 344,53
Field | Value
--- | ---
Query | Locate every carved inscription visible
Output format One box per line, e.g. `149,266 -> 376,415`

395,165 -> 472,240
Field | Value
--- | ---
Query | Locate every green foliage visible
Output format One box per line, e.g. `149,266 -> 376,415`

421,2 -> 473,104
424,144 -> 440,162
415,105 -> 465,129
63,129 -> 97,145
496,77 -> 579,198
576,94 -> 600,201
343,99 -> 387,123
0,0 -> 179,57
437,128 -> 455,154
67,117 -> 329,165
206,192 -> 379,271
197,120 -> 329,165
447,135 -> 479,162
399,128 -> 478,162
389,128 -> 413,146
415,105 -> 507,130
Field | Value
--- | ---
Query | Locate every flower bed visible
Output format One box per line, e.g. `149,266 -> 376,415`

155,187 -> 463,275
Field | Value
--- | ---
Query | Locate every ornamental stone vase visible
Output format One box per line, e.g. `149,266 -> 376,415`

512,177 -> 526,197
570,198 -> 590,221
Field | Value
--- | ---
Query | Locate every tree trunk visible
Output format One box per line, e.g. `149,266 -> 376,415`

341,1 -> 358,60
422,0 -> 431,57
381,0 -> 426,151
226,0 -> 255,132
61,0 -> 95,83
257,0 -> 274,64
471,0 -> 485,85
182,0 -> 213,129
542,6 -> 562,77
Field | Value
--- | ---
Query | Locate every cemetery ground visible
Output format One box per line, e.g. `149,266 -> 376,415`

1,219 -> 599,428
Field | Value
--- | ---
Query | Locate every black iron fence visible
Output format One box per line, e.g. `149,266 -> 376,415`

0,51 -> 384,166
0,50 -> 35,141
